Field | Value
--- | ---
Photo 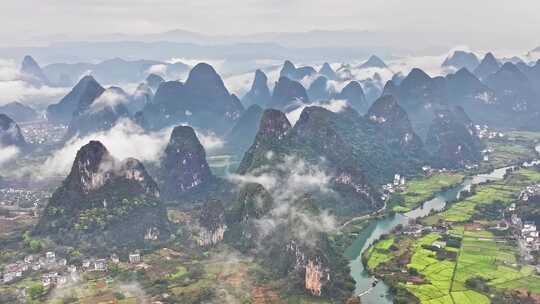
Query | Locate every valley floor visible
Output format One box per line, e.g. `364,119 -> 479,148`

364,167 -> 540,304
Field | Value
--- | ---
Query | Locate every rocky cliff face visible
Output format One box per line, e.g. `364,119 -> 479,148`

0,114 -> 27,148
269,76 -> 309,110
140,63 -> 244,134
425,107 -> 482,168
241,69 -> 272,107
35,141 -> 168,248
197,200 -> 227,247
47,75 -> 105,124
254,195 -> 353,301
159,125 -> 213,200
62,141 -> 159,198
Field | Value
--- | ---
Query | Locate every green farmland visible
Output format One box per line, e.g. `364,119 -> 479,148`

390,173 -> 465,213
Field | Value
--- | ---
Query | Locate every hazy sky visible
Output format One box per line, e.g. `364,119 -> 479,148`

2,0 -> 539,49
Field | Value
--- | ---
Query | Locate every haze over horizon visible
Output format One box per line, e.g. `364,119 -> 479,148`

2,0 -> 540,53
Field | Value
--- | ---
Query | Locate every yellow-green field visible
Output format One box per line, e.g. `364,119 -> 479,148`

365,237 -> 395,270
402,229 -> 540,304
390,173 -> 465,213
428,168 -> 540,223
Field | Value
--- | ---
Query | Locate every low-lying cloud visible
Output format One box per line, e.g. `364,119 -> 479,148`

0,58 -> 68,109
227,155 -> 337,245
88,89 -> 128,113
0,145 -> 20,169
286,99 -> 348,126
39,119 -> 172,178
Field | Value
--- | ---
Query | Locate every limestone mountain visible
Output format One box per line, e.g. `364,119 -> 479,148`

0,114 -> 27,148
196,200 -> 227,247
319,62 -> 338,80
474,52 -> 500,80
225,104 -> 264,156
35,141 -> 168,248
366,95 -> 424,153
279,60 -> 317,81
485,62 -> 539,113
241,69 -> 272,107
223,183 -> 354,301
445,68 -> 495,104
443,68 -> 502,125
42,58 -> 189,87
47,75 -> 105,124
238,106 -> 427,214
359,55 -> 388,69
0,101 -> 39,123
269,76 -> 309,110
236,109 -> 292,175
65,87 -> 131,139
334,81 -> 368,113
361,76 -> 385,104
224,183 -> 274,252
425,107 -> 482,168
307,76 -> 331,101
441,50 -> 480,71
140,63 -> 244,134
384,68 -> 447,110
518,59 -> 540,96
130,83 -> 153,114
20,55 -> 50,87
145,73 -> 165,92
159,125 -> 214,200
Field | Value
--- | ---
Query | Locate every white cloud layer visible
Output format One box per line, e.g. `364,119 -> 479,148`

0,146 -> 20,169
39,119 -> 172,178
286,99 -> 348,126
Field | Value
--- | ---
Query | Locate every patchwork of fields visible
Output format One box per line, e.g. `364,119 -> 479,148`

402,229 -> 540,304
390,173 -> 465,213
427,168 -> 540,224
365,167 -> 540,303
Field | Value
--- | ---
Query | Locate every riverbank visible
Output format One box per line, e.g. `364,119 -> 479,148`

362,166 -> 540,304
389,173 -> 465,213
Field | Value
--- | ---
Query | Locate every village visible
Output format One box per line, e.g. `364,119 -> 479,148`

0,188 -> 49,209
19,122 -> 67,145
1,249 -> 144,290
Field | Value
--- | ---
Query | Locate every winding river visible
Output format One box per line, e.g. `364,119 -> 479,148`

344,165 -> 522,303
